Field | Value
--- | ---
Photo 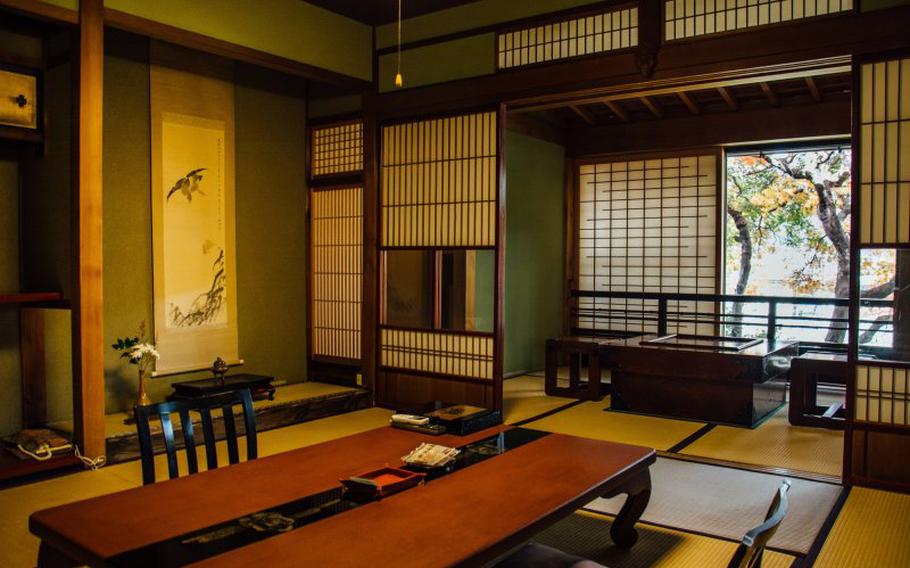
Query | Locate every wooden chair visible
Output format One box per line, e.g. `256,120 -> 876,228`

134,388 -> 258,485
727,480 -> 792,568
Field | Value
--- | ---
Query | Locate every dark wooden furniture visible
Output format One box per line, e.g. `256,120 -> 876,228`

727,480 -> 791,568
133,389 -> 258,485
607,335 -> 797,427
30,425 -> 654,567
545,336 -> 613,400
788,351 -> 847,429
167,373 -> 275,402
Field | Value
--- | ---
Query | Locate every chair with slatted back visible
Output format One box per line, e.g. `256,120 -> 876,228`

727,480 -> 792,568
133,389 -> 258,485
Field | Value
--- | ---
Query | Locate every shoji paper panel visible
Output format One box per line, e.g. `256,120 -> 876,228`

381,328 -> 493,380
859,58 -> 910,245
497,7 -> 638,70
577,155 -> 718,334
856,365 -> 910,425
312,121 -> 363,177
664,0 -> 852,41
381,111 -> 497,248
311,187 -> 362,360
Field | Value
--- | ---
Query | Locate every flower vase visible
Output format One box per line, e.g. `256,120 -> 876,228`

136,368 -> 152,407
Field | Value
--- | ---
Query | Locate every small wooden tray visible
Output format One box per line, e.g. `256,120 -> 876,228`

341,467 -> 425,500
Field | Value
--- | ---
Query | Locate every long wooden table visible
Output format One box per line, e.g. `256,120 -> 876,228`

30,425 -> 654,567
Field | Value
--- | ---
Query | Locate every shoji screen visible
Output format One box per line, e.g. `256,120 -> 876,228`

664,0 -> 853,42
379,110 -> 501,402
576,154 -> 718,334
858,58 -> 910,245
381,112 -> 497,248
850,55 -> 910,490
309,120 -> 363,363
311,187 -> 362,360
497,6 -> 638,70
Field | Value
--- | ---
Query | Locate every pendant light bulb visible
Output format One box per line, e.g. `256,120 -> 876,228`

395,0 -> 403,88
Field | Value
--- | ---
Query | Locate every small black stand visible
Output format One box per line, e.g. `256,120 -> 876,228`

167,374 -> 276,402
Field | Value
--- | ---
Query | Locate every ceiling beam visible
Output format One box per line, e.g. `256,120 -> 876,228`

639,96 -> 663,119
507,60 -> 850,113
806,76 -> 823,102
760,82 -> 780,106
603,100 -> 629,122
717,86 -> 739,111
678,91 -> 700,114
570,105 -> 596,125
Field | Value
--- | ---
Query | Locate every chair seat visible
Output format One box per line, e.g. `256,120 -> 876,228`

495,542 -> 607,568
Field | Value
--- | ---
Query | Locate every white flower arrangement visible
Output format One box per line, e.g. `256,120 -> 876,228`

127,343 -> 160,367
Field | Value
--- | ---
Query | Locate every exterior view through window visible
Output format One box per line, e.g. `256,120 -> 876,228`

724,146 -> 894,345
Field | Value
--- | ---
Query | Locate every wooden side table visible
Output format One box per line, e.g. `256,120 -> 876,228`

168,374 -> 276,402
545,337 -> 610,401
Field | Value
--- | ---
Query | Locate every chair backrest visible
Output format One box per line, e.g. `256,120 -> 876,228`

727,480 -> 792,568
133,389 -> 258,485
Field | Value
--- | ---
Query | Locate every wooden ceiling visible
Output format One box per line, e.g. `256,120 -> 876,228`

306,0 -> 481,25
517,71 -> 852,129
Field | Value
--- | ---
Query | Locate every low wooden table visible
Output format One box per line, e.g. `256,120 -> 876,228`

168,374 -> 276,402
607,335 -> 797,427
30,426 -> 654,567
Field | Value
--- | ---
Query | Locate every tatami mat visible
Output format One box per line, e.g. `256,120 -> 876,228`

502,375 -> 576,424
528,510 -> 795,568
522,399 -> 706,451
814,487 -> 910,567
680,406 -> 843,477
0,407 -> 394,568
587,457 -> 842,555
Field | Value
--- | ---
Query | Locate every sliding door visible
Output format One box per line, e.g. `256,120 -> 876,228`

848,53 -> 910,490
377,109 -> 504,410
308,120 -> 364,383
573,151 -> 720,336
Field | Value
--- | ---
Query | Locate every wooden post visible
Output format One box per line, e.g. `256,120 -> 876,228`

72,0 -> 105,461
361,110 -> 379,395
20,308 -> 47,428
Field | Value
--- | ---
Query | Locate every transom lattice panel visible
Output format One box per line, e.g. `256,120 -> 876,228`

312,121 -> 363,177
664,0 -> 853,41
381,328 -> 493,380
856,365 -> 910,425
381,111 -> 497,248
497,7 -> 638,70
311,187 -> 362,360
859,58 -> 910,245
576,155 -> 718,334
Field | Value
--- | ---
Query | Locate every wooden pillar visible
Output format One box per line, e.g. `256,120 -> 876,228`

361,109 -> 378,395
72,0 -> 105,461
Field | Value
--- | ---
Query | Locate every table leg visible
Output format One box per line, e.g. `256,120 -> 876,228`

36,542 -> 79,568
604,468 -> 652,548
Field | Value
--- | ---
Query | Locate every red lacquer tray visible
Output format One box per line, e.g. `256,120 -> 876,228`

341,467 -> 426,500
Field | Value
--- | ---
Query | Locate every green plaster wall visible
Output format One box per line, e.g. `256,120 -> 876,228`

308,94 -> 362,119
504,131 -> 565,375
102,32 -> 309,412
105,0 -> 372,81
376,0 -> 603,48
378,34 -> 495,92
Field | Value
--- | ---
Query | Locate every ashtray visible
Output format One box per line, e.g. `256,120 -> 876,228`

341,467 -> 425,500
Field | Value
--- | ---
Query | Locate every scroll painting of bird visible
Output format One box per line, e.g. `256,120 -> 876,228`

167,168 -> 207,202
